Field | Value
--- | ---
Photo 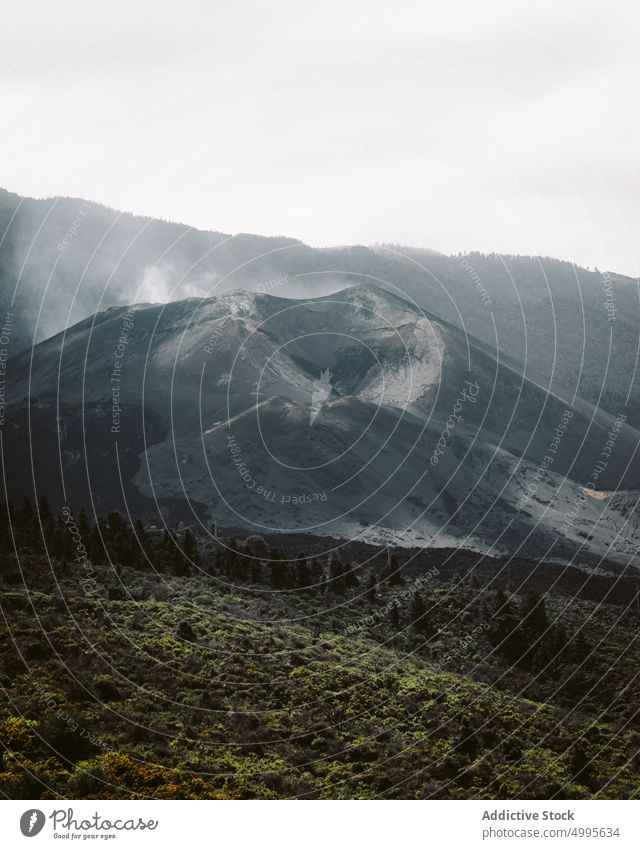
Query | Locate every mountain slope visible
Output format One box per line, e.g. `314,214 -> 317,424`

4,284 -> 640,567
2,188 -> 639,422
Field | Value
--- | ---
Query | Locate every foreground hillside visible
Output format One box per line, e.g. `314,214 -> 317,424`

1,502 -> 639,799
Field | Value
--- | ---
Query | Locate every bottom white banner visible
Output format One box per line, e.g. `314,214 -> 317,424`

1,799 -> 638,849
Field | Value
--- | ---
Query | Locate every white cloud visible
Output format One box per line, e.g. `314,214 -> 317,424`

1,0 -> 639,275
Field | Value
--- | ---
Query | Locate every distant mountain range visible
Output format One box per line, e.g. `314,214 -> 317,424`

1,187 -> 639,419
2,188 -> 639,567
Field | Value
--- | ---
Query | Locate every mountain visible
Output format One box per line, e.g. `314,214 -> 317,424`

0,187 -> 306,353
2,188 -> 639,424
4,283 -> 640,567
376,247 -> 640,418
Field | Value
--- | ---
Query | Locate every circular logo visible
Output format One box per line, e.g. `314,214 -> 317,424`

20,809 -> 45,837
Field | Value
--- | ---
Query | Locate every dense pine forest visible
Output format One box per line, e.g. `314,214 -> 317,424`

1,497 -> 640,799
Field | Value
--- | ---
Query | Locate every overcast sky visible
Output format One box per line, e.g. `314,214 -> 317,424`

1,0 -> 639,276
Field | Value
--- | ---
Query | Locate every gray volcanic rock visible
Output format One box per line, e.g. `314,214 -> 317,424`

2,188 -> 640,423
5,283 -> 640,567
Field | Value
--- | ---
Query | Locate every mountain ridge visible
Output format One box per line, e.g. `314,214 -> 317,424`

4,282 -> 640,567
2,187 -> 639,421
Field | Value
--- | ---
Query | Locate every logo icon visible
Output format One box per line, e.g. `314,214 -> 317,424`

310,369 -> 332,425
20,809 -> 45,837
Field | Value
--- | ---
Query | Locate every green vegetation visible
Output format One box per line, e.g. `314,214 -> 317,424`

1,498 -> 640,799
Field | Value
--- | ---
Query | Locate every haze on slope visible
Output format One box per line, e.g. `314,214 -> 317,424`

1,188 -> 639,421
5,283 -> 640,567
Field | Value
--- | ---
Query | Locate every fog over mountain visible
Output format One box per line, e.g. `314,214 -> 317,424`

2,188 -> 639,423
2,189 -> 640,568
4,275 -> 640,567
